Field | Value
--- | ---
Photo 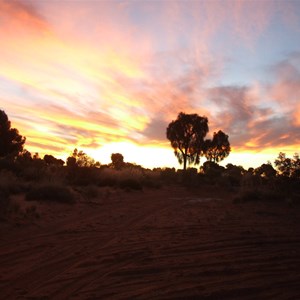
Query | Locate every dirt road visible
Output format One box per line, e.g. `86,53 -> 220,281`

1,187 -> 299,299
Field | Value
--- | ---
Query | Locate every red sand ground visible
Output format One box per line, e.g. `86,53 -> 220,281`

0,186 -> 300,299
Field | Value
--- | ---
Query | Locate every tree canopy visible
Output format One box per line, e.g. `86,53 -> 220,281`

166,112 -> 231,170
66,148 -> 100,168
0,110 -> 25,158
275,152 -> 300,178
166,112 -> 209,171
111,153 -> 125,170
44,154 -> 64,166
205,130 -> 231,163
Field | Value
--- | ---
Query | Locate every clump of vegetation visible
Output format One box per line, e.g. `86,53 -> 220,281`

79,184 -> 100,200
233,189 -> 284,203
97,168 -> 118,187
115,168 -> 142,190
233,190 -> 263,203
119,178 -> 142,191
0,170 -> 23,195
1,109 -> 300,210
23,205 -> 40,219
0,192 -> 10,221
26,183 -> 75,203
166,112 -> 230,171
0,192 -> 22,221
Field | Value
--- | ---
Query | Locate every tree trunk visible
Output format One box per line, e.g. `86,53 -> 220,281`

183,156 -> 187,171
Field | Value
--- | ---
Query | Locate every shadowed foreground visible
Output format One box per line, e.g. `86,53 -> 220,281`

1,187 -> 300,299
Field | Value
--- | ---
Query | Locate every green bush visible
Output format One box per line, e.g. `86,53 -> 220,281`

26,184 -> 75,203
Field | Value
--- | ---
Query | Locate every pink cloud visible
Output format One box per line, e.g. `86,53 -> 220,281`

1,0 -> 300,165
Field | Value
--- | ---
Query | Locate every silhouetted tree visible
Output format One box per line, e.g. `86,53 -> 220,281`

275,152 -> 300,178
0,110 -> 25,158
224,163 -> 245,186
16,149 -> 33,164
44,154 -> 64,166
201,161 -> 225,175
67,148 -> 100,168
166,112 -> 209,171
66,156 -> 77,168
255,163 -> 276,179
289,153 -> 300,178
205,130 -> 231,163
275,152 -> 291,177
110,153 -> 124,170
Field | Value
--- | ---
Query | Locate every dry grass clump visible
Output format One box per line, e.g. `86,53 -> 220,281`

23,205 -> 40,219
98,168 -> 118,187
98,168 -> 161,190
119,178 -> 142,190
0,192 -> 21,221
0,170 -> 25,195
233,188 -> 284,203
0,192 -> 10,221
115,168 -> 143,190
26,183 -> 75,203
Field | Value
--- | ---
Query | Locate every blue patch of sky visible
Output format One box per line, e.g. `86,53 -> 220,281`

210,11 -> 300,88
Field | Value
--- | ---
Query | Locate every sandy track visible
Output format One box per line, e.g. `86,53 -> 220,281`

0,187 -> 300,299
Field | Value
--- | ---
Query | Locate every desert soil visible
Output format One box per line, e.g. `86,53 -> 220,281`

0,186 -> 300,300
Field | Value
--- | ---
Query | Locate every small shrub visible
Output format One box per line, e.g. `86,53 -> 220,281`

119,178 -> 142,191
67,166 -> 101,186
0,170 -> 23,195
233,189 -> 262,203
233,188 -> 284,203
82,185 -> 99,200
24,205 -> 40,219
26,184 -> 75,203
97,168 -> 118,187
0,192 -> 10,220
142,178 -> 162,189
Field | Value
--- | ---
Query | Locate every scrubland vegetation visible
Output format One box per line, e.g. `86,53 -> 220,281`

1,108 -> 300,222
1,149 -> 300,221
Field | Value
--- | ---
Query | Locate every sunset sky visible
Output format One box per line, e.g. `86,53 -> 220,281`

1,0 -> 300,169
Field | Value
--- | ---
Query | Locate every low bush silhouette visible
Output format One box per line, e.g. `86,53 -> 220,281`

97,168 -> 118,187
78,185 -> 100,200
0,170 -> 25,195
26,184 -> 75,203
233,188 -> 284,203
119,178 -> 142,191
67,166 -> 101,186
0,191 -> 10,220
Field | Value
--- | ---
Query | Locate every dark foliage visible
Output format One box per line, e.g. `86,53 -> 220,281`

44,154 -> 64,166
166,112 -> 230,171
205,130 -> 231,163
67,166 -> 100,186
233,189 -> 284,203
167,112 -> 209,171
0,191 -> 10,220
26,184 -> 74,203
254,163 -> 276,178
275,152 -> 300,178
0,110 -> 25,158
66,148 -> 100,168
119,178 -> 142,190
110,153 -> 125,170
